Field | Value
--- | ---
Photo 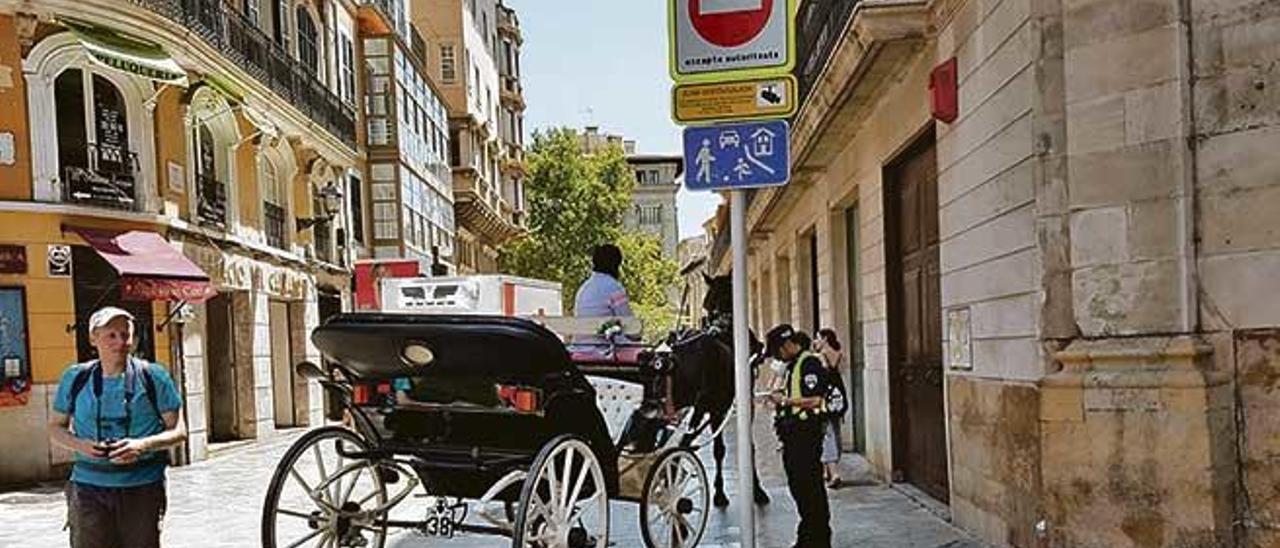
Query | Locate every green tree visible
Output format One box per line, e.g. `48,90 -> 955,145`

616,231 -> 681,336
500,127 -> 680,337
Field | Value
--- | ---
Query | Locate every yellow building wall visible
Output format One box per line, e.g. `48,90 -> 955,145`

0,15 -> 32,201
234,114 -> 261,230
0,212 -> 178,383
153,87 -> 189,220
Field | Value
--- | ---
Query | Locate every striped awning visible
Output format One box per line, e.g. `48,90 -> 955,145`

61,18 -> 188,86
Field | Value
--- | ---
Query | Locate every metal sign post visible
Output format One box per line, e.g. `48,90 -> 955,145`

729,189 -> 754,548
669,3 -> 796,545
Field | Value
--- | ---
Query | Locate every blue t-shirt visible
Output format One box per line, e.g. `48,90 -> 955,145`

52,359 -> 183,488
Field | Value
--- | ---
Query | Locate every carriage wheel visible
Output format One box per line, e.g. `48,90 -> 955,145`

512,435 -> 609,548
639,448 -> 710,548
262,426 -> 388,548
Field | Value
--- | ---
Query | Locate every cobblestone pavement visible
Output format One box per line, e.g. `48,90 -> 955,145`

2,418 -> 984,548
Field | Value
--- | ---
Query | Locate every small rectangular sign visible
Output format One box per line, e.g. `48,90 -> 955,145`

683,120 -> 789,191
673,75 -> 797,124
0,245 -> 26,274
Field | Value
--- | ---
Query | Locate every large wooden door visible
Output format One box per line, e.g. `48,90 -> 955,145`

206,293 -> 240,441
886,131 -> 948,502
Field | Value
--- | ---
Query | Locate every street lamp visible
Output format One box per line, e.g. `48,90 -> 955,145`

297,181 -> 343,232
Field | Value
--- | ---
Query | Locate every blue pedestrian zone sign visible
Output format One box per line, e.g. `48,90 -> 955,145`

683,120 -> 790,191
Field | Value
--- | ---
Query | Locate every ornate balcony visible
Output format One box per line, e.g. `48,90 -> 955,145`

500,75 -> 525,111
130,0 -> 356,147
795,0 -> 860,110
453,172 -> 523,246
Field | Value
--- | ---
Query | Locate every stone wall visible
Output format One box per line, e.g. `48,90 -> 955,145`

1193,0 -> 1280,333
1234,329 -> 1280,548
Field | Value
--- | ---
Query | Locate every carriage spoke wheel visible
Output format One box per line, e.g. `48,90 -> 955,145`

513,435 -> 608,548
262,427 -> 388,548
640,448 -> 709,548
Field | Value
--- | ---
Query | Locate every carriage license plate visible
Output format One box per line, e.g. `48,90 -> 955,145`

422,503 -> 459,538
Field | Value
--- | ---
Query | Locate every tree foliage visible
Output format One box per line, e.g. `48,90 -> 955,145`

499,127 -> 680,336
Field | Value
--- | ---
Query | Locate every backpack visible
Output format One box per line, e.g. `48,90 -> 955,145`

824,367 -> 849,419
66,358 -> 163,422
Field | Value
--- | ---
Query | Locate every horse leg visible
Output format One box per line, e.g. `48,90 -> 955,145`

713,431 -> 729,507
751,441 -> 770,505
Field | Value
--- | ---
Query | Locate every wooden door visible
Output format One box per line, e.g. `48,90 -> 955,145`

886,132 -> 948,502
206,293 -> 239,441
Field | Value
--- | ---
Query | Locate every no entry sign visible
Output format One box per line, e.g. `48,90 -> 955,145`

669,0 -> 795,83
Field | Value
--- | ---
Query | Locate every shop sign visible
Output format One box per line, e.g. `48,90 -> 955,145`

0,245 -> 26,274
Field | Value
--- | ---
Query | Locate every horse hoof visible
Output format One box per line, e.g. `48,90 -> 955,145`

714,493 -> 730,507
754,489 -> 771,505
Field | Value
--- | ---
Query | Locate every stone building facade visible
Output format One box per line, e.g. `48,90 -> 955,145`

707,0 -> 1280,546
0,0 -> 363,483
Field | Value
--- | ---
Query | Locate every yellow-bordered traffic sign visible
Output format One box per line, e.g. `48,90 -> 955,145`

672,75 -> 797,124
668,0 -> 796,84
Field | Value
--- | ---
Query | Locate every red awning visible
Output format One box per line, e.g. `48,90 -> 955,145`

68,227 -> 216,303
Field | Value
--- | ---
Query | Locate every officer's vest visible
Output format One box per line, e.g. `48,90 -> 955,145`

781,351 -> 825,421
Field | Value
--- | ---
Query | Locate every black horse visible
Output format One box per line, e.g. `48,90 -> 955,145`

664,273 -> 770,507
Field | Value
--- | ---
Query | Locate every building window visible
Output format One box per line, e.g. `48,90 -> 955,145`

193,124 -> 228,228
637,205 -> 663,225
271,0 -> 290,50
55,69 -> 138,210
244,0 -> 261,26
339,32 -> 355,104
261,159 -> 286,248
296,6 -> 319,76
349,174 -> 364,245
440,45 -> 456,83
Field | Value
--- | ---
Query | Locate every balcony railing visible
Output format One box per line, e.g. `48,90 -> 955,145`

264,201 -> 286,249
61,143 -> 139,211
795,0 -> 860,110
196,174 -> 227,229
131,0 -> 357,147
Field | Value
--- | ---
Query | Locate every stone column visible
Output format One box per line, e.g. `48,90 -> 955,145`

1040,0 -> 1237,545
181,303 -> 209,462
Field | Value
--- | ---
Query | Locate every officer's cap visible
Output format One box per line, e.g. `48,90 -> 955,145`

764,324 -> 797,359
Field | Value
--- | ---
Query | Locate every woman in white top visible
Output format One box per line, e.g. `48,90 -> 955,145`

574,243 -> 633,317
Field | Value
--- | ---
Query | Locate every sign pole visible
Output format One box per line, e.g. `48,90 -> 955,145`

730,189 -> 755,548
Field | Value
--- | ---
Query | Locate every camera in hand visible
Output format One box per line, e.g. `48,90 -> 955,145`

95,438 -> 120,457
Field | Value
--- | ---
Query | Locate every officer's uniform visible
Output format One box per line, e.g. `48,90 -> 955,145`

775,346 -> 832,547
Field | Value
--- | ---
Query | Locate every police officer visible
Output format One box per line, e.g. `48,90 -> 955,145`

765,324 -> 832,548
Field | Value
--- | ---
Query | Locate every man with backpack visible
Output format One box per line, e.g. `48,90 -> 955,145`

48,306 -> 186,548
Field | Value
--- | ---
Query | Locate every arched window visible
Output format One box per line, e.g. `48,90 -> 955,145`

54,68 -> 136,209
261,157 -> 287,248
193,124 -> 227,228
187,86 -> 240,230
296,6 -> 319,76
25,32 -> 158,210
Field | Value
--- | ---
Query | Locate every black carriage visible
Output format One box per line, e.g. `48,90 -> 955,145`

261,313 -> 711,548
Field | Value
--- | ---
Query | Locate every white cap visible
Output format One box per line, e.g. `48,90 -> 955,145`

88,306 -> 134,332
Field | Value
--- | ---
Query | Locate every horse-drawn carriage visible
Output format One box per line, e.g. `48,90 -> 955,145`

260,313 -> 715,548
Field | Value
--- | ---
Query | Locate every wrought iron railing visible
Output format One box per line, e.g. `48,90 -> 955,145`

196,174 -> 227,229
61,143 -> 139,211
129,0 -> 356,147
263,201 -> 286,249
795,0 -> 860,110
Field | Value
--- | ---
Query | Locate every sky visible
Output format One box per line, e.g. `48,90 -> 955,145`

504,0 -> 723,240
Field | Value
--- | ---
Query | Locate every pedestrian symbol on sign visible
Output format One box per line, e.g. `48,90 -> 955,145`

683,120 -> 790,191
